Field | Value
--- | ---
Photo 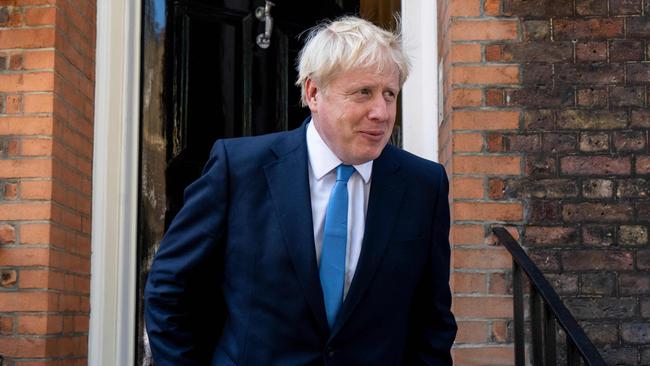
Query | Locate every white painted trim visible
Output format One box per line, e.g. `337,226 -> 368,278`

88,0 -> 141,364
401,0 -> 438,162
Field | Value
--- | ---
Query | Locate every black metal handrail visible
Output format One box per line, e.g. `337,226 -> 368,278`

492,227 -> 607,366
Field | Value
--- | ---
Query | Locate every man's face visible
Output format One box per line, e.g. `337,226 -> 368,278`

306,66 -> 400,165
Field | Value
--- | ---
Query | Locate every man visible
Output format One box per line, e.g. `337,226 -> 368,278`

145,16 -> 456,365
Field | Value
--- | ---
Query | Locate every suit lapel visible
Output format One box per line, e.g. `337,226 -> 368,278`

330,147 -> 406,338
264,124 -> 329,334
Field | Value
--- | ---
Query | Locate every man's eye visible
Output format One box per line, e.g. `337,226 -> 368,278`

384,91 -> 396,100
359,89 -> 371,95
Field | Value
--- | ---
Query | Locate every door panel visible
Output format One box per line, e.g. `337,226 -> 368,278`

138,0 -> 359,364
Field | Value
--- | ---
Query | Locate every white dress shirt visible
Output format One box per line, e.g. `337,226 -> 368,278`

306,121 -> 373,297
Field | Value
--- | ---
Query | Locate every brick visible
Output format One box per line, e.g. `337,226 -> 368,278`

453,177 -> 484,198
454,155 -> 521,175
452,65 -> 519,84
583,323 -> 619,344
0,28 -> 55,49
0,223 -> 15,244
563,202 -> 633,222
557,110 -> 628,130
582,179 -> 613,198
524,110 -> 554,130
453,296 -> 513,318
581,273 -> 616,295
627,63 -> 650,84
579,132 -> 609,152
6,94 -> 22,114
618,225 -> 648,245
0,159 -> 52,178
454,248 -> 511,269
505,87 -> 574,108
452,272 -> 486,294
0,116 -> 53,135
450,0 -> 481,16
9,53 -> 23,70
451,44 -> 482,63
20,180 -> 52,199
0,6 -> 22,27
638,202 -> 650,220
576,0 -> 607,15
0,269 -> 16,288
24,93 -> 54,114
600,347 -> 641,365
453,201 -> 521,222
522,64 -> 553,85
17,315 -> 63,335
450,20 -> 518,41
561,156 -> 631,176
21,138 -> 53,156
502,0 -> 572,16
504,133 -> 540,152
555,63 -> 624,84
528,250 -> 560,270
451,88 -> 482,107
546,273 -> 578,295
453,346 -> 514,366
542,133 -> 576,152
0,73 -> 54,93
627,16 -> 650,38
554,18 -> 624,40
523,20 -> 550,41
640,250 -> 650,270
452,224 -> 485,245
576,42 -> 607,62
525,155 -> 556,176
524,226 -> 577,246
485,44 -> 507,62
621,323 -> 650,343
637,155 -> 650,174
527,179 -> 578,199
483,0 -> 500,15
615,131 -> 646,152
610,41 -> 645,62
583,225 -> 614,246
453,110 -> 520,130
485,89 -> 503,106
488,178 -> 505,199
620,273 -> 650,296
504,42 -> 573,63
610,87 -> 645,108
562,250 -> 634,271
24,7 -> 56,26
577,87 -> 608,108
455,321 -> 488,343
488,273 -> 511,295
3,181 -> 17,200
632,110 -> 650,128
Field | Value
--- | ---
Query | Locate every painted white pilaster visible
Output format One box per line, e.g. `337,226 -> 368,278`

88,0 -> 141,364
401,0 -> 439,162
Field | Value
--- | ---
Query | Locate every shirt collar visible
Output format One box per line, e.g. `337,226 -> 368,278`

306,120 -> 373,183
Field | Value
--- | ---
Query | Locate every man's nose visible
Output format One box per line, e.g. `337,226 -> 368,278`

368,95 -> 389,121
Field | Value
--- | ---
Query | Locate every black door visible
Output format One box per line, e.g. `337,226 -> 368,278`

137,0 -> 359,364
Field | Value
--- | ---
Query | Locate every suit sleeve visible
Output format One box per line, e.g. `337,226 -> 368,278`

410,164 -> 457,365
144,140 -> 230,365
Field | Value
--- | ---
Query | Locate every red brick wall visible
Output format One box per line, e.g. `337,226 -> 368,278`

0,0 -> 95,364
442,0 -> 650,364
439,0 -> 520,363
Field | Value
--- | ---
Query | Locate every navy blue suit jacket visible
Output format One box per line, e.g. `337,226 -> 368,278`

144,122 -> 457,365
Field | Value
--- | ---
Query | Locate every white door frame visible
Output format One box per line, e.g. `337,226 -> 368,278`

402,0 -> 439,162
87,1 -> 437,364
88,0 -> 141,364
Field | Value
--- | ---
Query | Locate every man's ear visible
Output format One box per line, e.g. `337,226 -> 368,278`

305,78 -> 319,112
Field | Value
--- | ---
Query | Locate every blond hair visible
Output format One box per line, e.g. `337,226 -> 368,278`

296,16 -> 410,106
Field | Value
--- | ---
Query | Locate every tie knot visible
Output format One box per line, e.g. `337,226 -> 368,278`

336,164 -> 355,182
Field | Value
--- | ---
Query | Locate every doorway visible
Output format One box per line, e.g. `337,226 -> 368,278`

137,0 -> 400,364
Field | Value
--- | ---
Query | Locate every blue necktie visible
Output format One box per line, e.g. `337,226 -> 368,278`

320,164 -> 355,328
